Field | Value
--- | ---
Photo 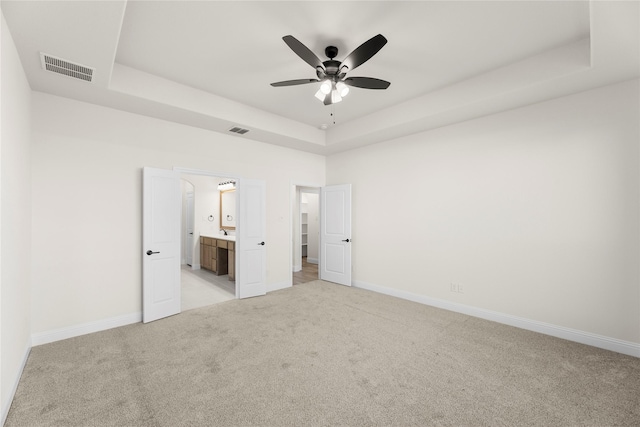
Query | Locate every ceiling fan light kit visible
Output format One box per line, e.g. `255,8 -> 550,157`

320,80 -> 332,94
271,34 -> 390,106
331,89 -> 342,104
336,82 -> 349,97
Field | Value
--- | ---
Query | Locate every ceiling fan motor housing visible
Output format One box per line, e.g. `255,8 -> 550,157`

319,59 -> 341,79
321,46 -> 342,80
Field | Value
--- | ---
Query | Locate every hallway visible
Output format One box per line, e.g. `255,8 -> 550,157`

293,257 -> 318,286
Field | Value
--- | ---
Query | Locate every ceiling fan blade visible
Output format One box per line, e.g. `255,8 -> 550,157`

344,77 -> 390,90
270,79 -> 320,87
340,34 -> 387,72
282,35 -> 324,70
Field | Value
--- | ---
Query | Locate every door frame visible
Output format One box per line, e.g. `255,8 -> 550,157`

289,181 -> 323,286
183,185 -> 194,266
174,167 -> 241,298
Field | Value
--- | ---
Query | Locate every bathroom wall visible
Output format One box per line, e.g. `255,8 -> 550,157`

181,173 -> 221,268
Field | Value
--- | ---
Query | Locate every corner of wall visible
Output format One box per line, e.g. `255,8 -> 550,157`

0,341 -> 31,426
1,10 -> 33,424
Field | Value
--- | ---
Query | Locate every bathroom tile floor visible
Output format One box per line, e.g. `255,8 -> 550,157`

181,265 -> 235,312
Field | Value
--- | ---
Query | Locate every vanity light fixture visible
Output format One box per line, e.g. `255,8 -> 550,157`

218,180 -> 236,191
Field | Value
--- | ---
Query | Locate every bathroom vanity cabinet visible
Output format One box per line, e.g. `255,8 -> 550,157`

200,235 -> 235,281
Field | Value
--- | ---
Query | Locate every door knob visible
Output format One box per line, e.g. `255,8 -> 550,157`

257,241 -> 265,246
146,250 -> 160,256
342,239 -> 351,242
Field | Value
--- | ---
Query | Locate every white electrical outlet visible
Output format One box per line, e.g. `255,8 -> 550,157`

450,283 -> 464,293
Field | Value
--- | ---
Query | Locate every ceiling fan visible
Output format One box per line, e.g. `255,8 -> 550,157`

270,34 -> 390,105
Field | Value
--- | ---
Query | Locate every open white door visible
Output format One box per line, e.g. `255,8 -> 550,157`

142,167 -> 181,322
320,184 -> 352,286
237,179 -> 267,298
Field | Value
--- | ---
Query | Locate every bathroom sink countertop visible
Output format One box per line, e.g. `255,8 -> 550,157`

200,233 -> 236,242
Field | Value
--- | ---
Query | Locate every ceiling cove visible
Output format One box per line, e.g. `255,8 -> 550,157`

1,1 -> 638,154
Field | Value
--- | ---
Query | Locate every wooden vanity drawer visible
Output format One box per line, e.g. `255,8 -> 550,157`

218,240 -> 228,249
203,237 -> 218,246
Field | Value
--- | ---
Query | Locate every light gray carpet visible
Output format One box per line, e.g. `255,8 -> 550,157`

6,280 -> 640,426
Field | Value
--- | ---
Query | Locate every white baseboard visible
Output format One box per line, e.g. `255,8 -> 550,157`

307,257 -> 318,264
353,280 -> 640,358
31,312 -> 142,346
293,264 -> 301,272
1,339 -> 31,426
267,281 -> 291,293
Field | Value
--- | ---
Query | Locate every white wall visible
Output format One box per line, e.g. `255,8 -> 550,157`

327,79 -> 640,346
1,12 -> 32,423
30,92 -> 325,336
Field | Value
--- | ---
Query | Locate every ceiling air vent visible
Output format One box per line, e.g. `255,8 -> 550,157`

228,126 -> 249,135
40,53 -> 95,83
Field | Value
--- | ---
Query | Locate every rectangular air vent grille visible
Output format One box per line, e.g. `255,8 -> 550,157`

228,126 -> 249,135
40,53 -> 95,83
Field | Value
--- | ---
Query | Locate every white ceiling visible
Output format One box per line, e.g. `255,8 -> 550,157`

1,1 -> 638,155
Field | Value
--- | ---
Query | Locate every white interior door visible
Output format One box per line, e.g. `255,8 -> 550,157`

237,179 -> 267,298
320,184 -> 352,286
143,167 -> 181,323
185,191 -> 194,266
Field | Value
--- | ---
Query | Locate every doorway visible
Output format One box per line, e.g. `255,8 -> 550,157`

292,185 -> 320,285
143,167 -> 267,323
180,174 -> 235,311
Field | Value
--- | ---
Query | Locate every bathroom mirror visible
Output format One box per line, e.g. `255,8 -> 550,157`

220,189 -> 236,230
